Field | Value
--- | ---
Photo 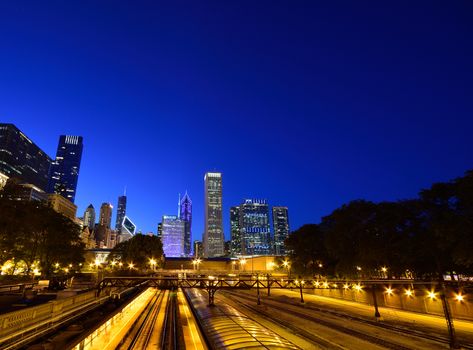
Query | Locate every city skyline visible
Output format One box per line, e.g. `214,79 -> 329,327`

1,2 -> 472,244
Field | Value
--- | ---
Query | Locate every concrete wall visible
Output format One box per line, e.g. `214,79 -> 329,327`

306,286 -> 472,320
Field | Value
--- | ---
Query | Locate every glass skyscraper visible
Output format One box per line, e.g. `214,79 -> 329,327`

47,135 -> 83,203
179,192 -> 192,257
162,215 -> 185,257
115,195 -> 127,234
0,123 -> 51,190
119,216 -> 136,243
240,199 -> 271,256
230,206 -> 241,256
272,206 -> 290,255
203,172 -> 224,257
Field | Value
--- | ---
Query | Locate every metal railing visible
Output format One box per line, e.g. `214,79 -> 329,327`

0,290 -> 106,348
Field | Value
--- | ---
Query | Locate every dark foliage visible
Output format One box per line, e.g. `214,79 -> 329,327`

286,170 -> 473,278
0,180 -> 85,277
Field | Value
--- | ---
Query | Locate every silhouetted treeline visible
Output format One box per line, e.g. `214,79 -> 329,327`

0,180 -> 85,277
286,170 -> 473,278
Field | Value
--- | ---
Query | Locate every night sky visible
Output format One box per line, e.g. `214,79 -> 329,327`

1,1 -> 472,242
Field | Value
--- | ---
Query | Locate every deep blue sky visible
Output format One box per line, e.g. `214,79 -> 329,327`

1,1 -> 472,242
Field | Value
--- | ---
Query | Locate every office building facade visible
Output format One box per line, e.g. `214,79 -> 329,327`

272,206 -> 290,255
119,216 -> 136,243
230,206 -> 242,256
179,192 -> 192,256
96,202 -> 113,246
83,204 -> 96,231
203,172 -> 224,257
162,215 -> 185,257
239,199 -> 271,256
0,123 -> 52,190
47,193 -> 78,221
48,135 -> 83,203
115,195 -> 127,234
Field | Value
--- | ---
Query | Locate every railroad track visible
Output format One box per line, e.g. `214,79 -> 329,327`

223,290 -> 458,350
117,289 -> 170,350
247,290 -> 473,350
161,289 -> 181,350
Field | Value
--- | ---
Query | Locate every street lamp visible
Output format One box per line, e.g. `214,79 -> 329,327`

192,258 -> 201,271
282,260 -> 290,278
240,259 -> 246,272
149,258 -> 157,271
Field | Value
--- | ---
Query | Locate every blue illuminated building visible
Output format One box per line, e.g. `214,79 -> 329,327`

162,215 -> 185,257
48,135 -> 83,203
239,199 -> 271,256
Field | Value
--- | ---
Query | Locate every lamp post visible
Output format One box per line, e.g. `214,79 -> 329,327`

256,274 -> 261,305
240,259 -> 246,272
192,258 -> 201,271
149,258 -> 157,272
282,260 -> 290,279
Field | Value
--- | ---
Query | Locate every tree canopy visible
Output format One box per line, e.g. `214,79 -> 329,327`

107,233 -> 163,271
286,170 -> 473,278
0,180 -> 85,277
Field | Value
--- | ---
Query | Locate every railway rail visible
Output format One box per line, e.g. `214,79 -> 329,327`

116,288 -> 184,350
223,290 -> 473,350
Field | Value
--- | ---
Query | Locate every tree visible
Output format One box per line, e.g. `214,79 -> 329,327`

0,180 -> 85,277
285,224 -> 333,276
107,234 -> 163,272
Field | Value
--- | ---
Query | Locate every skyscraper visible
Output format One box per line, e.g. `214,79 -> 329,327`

179,191 -> 192,256
115,195 -> 127,234
239,199 -> 271,256
48,135 -> 83,203
230,206 -> 242,256
83,204 -> 96,231
161,215 -> 185,257
96,202 -> 113,246
203,172 -> 224,257
99,202 -> 113,228
0,123 -> 52,190
119,216 -> 136,243
272,206 -> 290,255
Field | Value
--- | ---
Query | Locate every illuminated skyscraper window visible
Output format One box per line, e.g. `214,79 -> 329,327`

203,172 -> 224,257
47,135 -> 83,203
115,195 -> 127,234
272,206 -> 290,255
230,206 -> 241,256
162,215 -> 185,257
239,199 -> 271,256
0,123 -> 51,190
